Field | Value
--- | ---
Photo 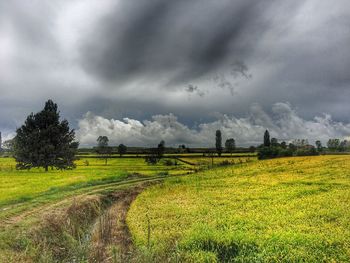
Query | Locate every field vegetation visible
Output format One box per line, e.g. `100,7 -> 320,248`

0,157 -> 191,216
0,155 -> 195,261
128,155 -> 350,262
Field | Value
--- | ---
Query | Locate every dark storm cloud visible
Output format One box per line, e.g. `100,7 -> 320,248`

1,0 -> 350,143
80,0 -> 279,85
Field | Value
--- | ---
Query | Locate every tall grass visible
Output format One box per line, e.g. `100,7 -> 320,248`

128,155 -> 350,262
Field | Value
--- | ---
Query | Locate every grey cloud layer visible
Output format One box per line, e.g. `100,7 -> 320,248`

80,0 -> 281,85
77,103 -> 350,147
0,0 -> 350,137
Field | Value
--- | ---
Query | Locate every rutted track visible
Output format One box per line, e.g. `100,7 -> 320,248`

0,172 -> 195,262
0,172 -> 192,227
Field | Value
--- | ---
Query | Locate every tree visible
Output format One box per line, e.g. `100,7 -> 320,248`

264,130 -> 270,147
288,143 -> 297,152
145,141 -> 165,165
293,139 -> 309,147
315,140 -> 322,152
157,140 -> 165,158
339,140 -> 348,152
96,136 -> 112,165
215,130 -> 223,156
271,138 -> 279,147
14,100 -> 78,171
118,144 -> 127,156
249,146 -> 256,153
280,141 -> 287,149
97,136 -> 109,148
327,139 -> 340,151
225,138 -> 236,155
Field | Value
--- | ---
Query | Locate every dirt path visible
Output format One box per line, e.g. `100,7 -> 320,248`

89,184 -> 149,262
0,172 -> 189,261
0,175 -> 165,227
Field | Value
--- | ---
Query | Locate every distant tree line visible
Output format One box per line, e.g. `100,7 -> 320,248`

258,130 -> 318,159
257,130 -> 350,160
5,99 -> 350,170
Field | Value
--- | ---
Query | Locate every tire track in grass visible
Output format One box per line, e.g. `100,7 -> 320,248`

0,172 -> 192,227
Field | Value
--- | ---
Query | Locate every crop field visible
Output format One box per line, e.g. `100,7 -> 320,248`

128,155 -> 350,262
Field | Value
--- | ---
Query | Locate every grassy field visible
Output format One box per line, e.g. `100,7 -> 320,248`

127,155 -> 350,262
179,156 -> 257,166
0,157 -> 191,218
0,155 -> 195,262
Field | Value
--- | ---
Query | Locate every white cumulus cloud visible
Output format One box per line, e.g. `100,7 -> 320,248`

76,103 -> 350,147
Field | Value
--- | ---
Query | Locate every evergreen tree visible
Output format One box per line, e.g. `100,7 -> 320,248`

14,100 -> 78,171
264,130 -> 271,147
215,130 -> 223,156
157,140 -> 165,157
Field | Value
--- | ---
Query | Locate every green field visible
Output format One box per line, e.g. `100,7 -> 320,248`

128,156 -> 350,262
0,157 -> 192,219
0,155 -> 195,261
1,154 -> 349,262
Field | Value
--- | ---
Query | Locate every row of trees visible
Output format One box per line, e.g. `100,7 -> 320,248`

258,130 -> 350,159
215,130 -> 236,156
95,135 -> 127,164
5,100 -> 350,170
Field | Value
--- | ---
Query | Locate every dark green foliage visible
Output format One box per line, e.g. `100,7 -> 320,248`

225,138 -> 235,155
315,140 -> 322,152
327,138 -> 350,152
258,146 -> 281,160
118,144 -> 127,156
145,141 -> 165,165
280,141 -> 287,149
263,130 -> 270,147
215,130 -> 223,156
163,159 -> 174,166
145,151 -> 161,165
157,140 -> 165,157
258,144 -> 318,160
271,138 -> 278,147
295,146 -> 318,156
249,146 -> 256,152
14,100 -> 78,171
289,143 -> 297,151
339,140 -> 349,152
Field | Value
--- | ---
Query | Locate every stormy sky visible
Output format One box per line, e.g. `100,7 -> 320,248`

1,0 -> 350,146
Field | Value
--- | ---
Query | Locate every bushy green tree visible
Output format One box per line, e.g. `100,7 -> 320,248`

14,100 -> 78,171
